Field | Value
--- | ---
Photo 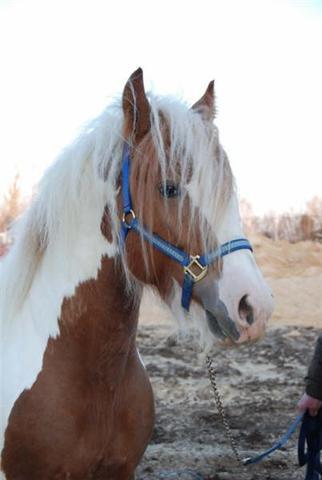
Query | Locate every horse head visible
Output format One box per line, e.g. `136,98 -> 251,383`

111,68 -> 274,347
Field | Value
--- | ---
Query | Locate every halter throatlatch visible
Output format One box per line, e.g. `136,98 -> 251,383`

120,143 -> 253,311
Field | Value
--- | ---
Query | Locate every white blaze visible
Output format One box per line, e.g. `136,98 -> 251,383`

216,193 -> 274,341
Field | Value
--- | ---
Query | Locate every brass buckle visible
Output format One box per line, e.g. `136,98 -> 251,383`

122,209 -> 136,229
184,255 -> 208,282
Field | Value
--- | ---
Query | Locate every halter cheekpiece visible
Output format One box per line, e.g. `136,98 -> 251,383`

120,142 -> 253,311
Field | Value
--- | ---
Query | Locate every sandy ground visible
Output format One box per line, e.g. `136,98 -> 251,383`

135,236 -> 322,480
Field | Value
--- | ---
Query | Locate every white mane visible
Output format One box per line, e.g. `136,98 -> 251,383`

0,95 -> 233,332
0,103 -> 123,329
0,103 -> 125,446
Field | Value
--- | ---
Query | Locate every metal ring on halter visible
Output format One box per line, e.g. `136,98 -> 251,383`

122,209 -> 136,229
184,255 -> 208,282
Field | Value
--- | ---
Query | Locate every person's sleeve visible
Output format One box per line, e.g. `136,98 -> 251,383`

305,333 -> 322,401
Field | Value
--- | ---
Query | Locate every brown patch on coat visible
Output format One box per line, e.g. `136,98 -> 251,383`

2,256 -> 154,480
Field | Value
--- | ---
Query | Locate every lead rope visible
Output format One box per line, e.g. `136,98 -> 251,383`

206,355 -> 245,465
206,355 -> 305,468
158,355 -> 303,479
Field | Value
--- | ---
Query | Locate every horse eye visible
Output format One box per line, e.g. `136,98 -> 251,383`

159,182 -> 180,198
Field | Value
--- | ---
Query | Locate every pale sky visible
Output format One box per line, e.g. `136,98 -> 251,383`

0,0 -> 321,215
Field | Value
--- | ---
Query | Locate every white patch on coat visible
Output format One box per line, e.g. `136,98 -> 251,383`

0,218 -> 117,459
0,107 -> 123,459
177,171 -> 273,344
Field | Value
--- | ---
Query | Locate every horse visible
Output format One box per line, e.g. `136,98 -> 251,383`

0,68 -> 274,479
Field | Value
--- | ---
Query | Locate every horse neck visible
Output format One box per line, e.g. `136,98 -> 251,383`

58,255 -> 142,369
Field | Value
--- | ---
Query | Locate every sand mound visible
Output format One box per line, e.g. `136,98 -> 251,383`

250,234 -> 322,279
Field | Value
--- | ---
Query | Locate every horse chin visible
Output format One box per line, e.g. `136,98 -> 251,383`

193,278 -> 240,344
205,305 -> 240,343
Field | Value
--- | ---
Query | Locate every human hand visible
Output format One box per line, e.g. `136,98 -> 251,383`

298,393 -> 322,417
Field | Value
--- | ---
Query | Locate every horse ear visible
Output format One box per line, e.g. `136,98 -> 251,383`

122,68 -> 151,142
191,80 -> 215,121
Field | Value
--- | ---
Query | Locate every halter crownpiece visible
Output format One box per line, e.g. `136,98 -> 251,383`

120,142 -> 253,311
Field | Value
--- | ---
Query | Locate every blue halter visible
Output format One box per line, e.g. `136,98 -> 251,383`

120,142 -> 253,311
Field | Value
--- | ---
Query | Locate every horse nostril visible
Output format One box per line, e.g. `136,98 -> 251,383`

238,295 -> 254,325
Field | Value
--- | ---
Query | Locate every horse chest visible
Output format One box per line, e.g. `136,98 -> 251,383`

1,339 -> 155,480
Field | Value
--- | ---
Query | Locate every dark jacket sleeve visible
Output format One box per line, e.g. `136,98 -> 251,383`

305,333 -> 322,401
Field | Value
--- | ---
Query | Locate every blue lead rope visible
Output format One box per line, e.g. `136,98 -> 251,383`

120,143 -> 253,311
244,409 -> 322,480
243,412 -> 304,465
156,412 -> 310,479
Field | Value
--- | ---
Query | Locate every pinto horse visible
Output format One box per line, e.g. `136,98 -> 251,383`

0,69 -> 274,479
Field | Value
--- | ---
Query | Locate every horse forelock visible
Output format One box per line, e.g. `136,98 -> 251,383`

129,95 -> 234,267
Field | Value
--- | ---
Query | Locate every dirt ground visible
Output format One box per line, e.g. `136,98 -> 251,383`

135,236 -> 322,480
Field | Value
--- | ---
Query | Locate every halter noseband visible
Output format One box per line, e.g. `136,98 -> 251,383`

120,143 -> 253,311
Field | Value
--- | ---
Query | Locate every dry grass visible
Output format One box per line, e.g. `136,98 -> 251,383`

240,196 -> 322,242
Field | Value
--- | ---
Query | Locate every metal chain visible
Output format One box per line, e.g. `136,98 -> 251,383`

206,355 -> 244,465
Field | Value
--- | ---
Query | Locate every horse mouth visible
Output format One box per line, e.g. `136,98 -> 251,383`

206,309 -> 240,342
